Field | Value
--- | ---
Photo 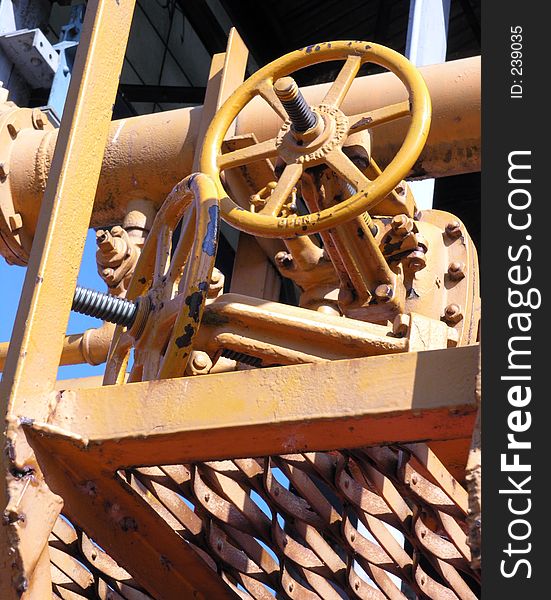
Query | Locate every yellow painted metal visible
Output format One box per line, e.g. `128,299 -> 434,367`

0,1 -> 135,597
199,41 -> 431,237
26,345 -> 478,467
5,56 -> 479,263
104,173 -> 220,384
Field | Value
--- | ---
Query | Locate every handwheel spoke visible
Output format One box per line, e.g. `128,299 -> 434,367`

153,224 -> 172,285
324,149 -> 371,192
258,79 -> 289,122
348,100 -> 411,135
166,206 -> 195,296
322,55 -> 362,107
259,162 -> 303,216
217,137 -> 279,170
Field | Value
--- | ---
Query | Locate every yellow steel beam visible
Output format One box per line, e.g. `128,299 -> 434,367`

0,1 -> 135,597
26,346 -> 478,468
28,433 -> 237,600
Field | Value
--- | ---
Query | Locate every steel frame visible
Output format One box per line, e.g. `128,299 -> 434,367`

0,5 -> 480,598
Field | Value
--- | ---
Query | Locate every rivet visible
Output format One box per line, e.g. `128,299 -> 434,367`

445,221 -> 462,239
443,303 -> 463,325
447,261 -> 465,281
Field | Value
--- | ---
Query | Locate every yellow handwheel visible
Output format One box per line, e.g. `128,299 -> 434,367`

103,173 -> 220,384
199,41 -> 431,238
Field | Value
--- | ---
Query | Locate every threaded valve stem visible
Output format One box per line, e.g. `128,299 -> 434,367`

72,285 -> 137,327
274,77 -> 318,132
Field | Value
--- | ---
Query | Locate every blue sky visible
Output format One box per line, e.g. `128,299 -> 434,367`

1,228 -> 109,381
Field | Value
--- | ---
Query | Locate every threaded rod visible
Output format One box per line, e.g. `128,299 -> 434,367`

274,77 -> 318,132
72,285 -> 137,327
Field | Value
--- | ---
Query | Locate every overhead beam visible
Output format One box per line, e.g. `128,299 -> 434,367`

119,84 -> 206,104
25,346 -> 479,468
175,0 -> 228,56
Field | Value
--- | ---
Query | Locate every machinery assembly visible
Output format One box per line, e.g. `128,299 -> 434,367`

0,1 -> 481,598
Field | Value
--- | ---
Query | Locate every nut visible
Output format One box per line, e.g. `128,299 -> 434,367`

447,261 -> 466,281
275,251 -> 294,270
32,109 -> 45,129
394,181 -> 407,196
443,303 -> 463,325
445,221 -> 462,239
191,352 -> 210,371
393,314 -> 410,337
96,230 -> 117,253
374,283 -> 393,303
390,214 -> 413,236
406,250 -> 426,272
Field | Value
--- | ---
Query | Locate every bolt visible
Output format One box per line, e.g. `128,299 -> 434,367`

32,109 -> 45,129
8,213 -> 22,231
406,250 -> 426,272
96,229 -> 117,253
391,214 -> 413,236
443,303 -> 463,325
445,221 -> 462,239
192,352 -> 209,370
7,122 -> 19,138
393,314 -> 410,337
275,250 -> 294,269
72,285 -> 137,327
274,77 -> 318,132
395,181 -> 407,196
447,261 -> 466,281
374,283 -> 393,303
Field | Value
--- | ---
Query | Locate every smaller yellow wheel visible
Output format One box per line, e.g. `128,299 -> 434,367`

199,41 -> 431,238
104,173 -> 220,384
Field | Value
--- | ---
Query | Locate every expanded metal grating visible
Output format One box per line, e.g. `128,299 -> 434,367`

50,443 -> 479,599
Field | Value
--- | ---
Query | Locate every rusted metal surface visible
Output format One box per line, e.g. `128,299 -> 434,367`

200,41 -> 432,238
25,345 -> 478,467
44,443 -> 479,599
4,56 -> 480,262
0,1 -> 136,597
0,14 -> 481,598
104,172 -> 220,383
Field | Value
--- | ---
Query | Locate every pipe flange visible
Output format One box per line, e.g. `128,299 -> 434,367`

0,105 -> 53,265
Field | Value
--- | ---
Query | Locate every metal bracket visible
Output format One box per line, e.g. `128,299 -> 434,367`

0,28 -> 59,89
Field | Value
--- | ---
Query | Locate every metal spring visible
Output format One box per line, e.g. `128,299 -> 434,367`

72,285 -> 137,327
221,349 -> 263,368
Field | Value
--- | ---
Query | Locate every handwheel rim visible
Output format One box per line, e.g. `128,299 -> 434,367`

103,173 -> 220,384
199,41 -> 431,238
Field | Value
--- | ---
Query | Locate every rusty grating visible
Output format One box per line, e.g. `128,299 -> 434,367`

50,443 -> 479,599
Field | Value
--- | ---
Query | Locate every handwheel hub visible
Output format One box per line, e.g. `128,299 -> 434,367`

276,104 -> 350,166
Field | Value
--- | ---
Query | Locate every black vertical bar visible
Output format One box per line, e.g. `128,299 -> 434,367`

483,3 -> 546,597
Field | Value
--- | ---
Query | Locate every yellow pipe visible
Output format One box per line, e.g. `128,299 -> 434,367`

8,57 -> 479,248
0,323 -> 115,372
